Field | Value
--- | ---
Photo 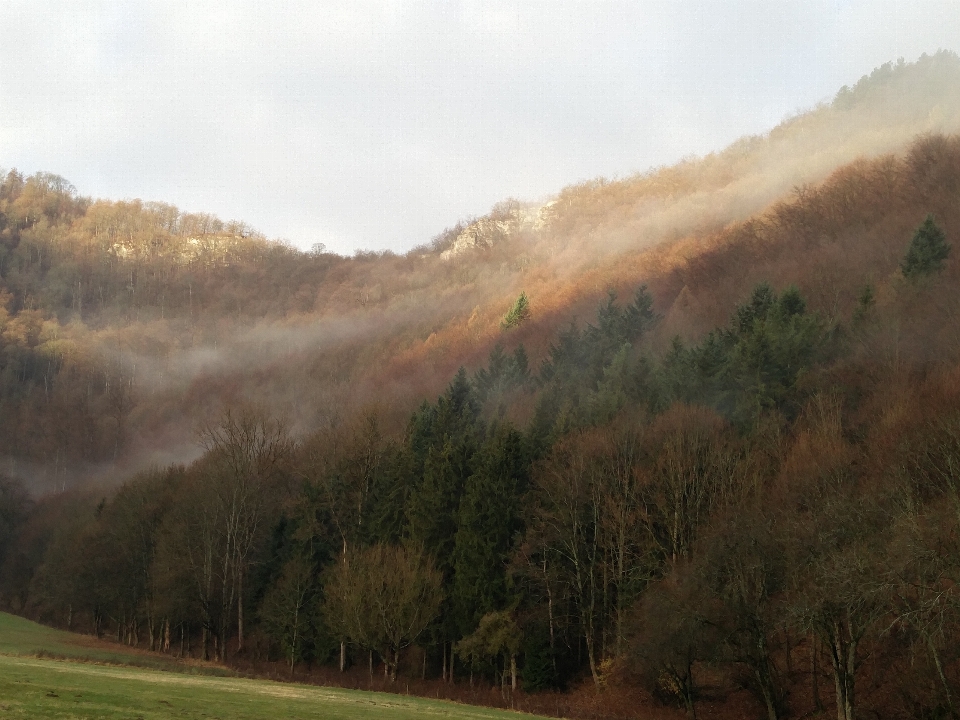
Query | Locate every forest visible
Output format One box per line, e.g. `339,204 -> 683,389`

2,53 -> 960,720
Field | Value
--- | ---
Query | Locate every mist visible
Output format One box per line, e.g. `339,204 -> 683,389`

2,53 -> 959,494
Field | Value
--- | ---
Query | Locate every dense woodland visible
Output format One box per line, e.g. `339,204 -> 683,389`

3,54 -> 960,720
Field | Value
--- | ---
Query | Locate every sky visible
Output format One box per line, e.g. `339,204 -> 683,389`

1,1 -> 958,255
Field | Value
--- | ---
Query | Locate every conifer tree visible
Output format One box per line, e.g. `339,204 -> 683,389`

902,214 -> 950,278
501,292 -> 531,329
451,425 -> 529,636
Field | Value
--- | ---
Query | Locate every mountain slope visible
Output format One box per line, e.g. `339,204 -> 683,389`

1,51 -> 959,490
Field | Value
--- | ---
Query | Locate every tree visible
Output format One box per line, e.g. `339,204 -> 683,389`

299,411 -> 387,554
198,408 -> 293,654
323,544 -> 443,681
885,411 -> 960,715
593,425 -> 656,655
0,475 -> 31,576
98,467 -> 180,650
901,214 -> 950,278
260,554 -> 320,675
451,424 -> 529,637
155,462 -> 227,660
456,610 -> 522,691
297,410 -> 389,669
501,292 -> 531,330
631,572 -> 719,720
473,343 -> 530,403
656,285 -> 827,425
531,430 -> 605,685
781,398 -> 889,720
643,405 -> 735,563
696,509 -> 788,720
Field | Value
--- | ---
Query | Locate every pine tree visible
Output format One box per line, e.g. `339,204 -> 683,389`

501,292 -> 531,329
902,215 -> 950,278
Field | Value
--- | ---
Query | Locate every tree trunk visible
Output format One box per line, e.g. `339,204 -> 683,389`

930,639 -> 955,715
757,672 -> 779,720
511,653 -> 517,691
683,665 -> 697,720
784,630 -> 792,676
827,625 -> 856,720
811,634 -> 823,712
544,557 -> 557,678
843,637 -> 856,720
684,664 -> 698,720
237,564 -> 244,652
290,604 -> 299,676
442,642 -> 447,682
340,641 -> 346,672
584,629 -> 600,687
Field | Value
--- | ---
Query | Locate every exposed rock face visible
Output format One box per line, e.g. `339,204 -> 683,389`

440,201 -> 556,260
109,233 -> 251,266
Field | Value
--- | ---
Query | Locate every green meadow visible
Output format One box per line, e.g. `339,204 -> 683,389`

0,613 -> 545,720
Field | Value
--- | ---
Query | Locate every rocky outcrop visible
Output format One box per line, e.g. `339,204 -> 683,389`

440,201 -> 556,260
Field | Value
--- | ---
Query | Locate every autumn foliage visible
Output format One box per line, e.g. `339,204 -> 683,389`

3,53 -> 960,719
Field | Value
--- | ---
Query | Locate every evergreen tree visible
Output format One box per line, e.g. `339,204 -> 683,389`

584,286 -> 658,384
723,284 -> 824,424
501,292 -> 531,329
451,425 -> 529,636
402,368 -> 485,659
902,214 -> 950,278
658,336 -> 697,407
474,344 -> 531,403
657,284 -> 827,424
510,345 -> 530,383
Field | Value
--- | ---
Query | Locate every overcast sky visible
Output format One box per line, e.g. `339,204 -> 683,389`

0,1 -> 958,254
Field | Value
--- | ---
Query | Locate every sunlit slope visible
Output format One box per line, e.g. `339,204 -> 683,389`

535,51 -> 960,265
126,52 -> 960,419
4,52 -> 960,487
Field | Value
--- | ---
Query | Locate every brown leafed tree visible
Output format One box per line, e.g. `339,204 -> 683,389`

323,543 -> 442,681
198,407 -> 293,654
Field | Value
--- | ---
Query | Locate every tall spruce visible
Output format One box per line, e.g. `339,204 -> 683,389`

451,424 -> 530,636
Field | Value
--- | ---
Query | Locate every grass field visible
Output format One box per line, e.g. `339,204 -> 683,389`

0,613 -> 547,719
0,611 -> 217,672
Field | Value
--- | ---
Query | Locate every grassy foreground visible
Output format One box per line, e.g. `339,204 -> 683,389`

0,611 -> 212,672
0,613 -> 546,719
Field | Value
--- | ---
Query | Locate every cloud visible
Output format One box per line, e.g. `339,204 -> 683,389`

1,1 -> 959,253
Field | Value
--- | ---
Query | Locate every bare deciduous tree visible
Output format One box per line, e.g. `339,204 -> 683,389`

323,544 -> 442,681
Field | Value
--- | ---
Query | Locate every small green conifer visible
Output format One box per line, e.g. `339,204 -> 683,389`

501,292 -> 530,329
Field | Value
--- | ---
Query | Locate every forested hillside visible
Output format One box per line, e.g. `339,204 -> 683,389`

3,52 -> 960,720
